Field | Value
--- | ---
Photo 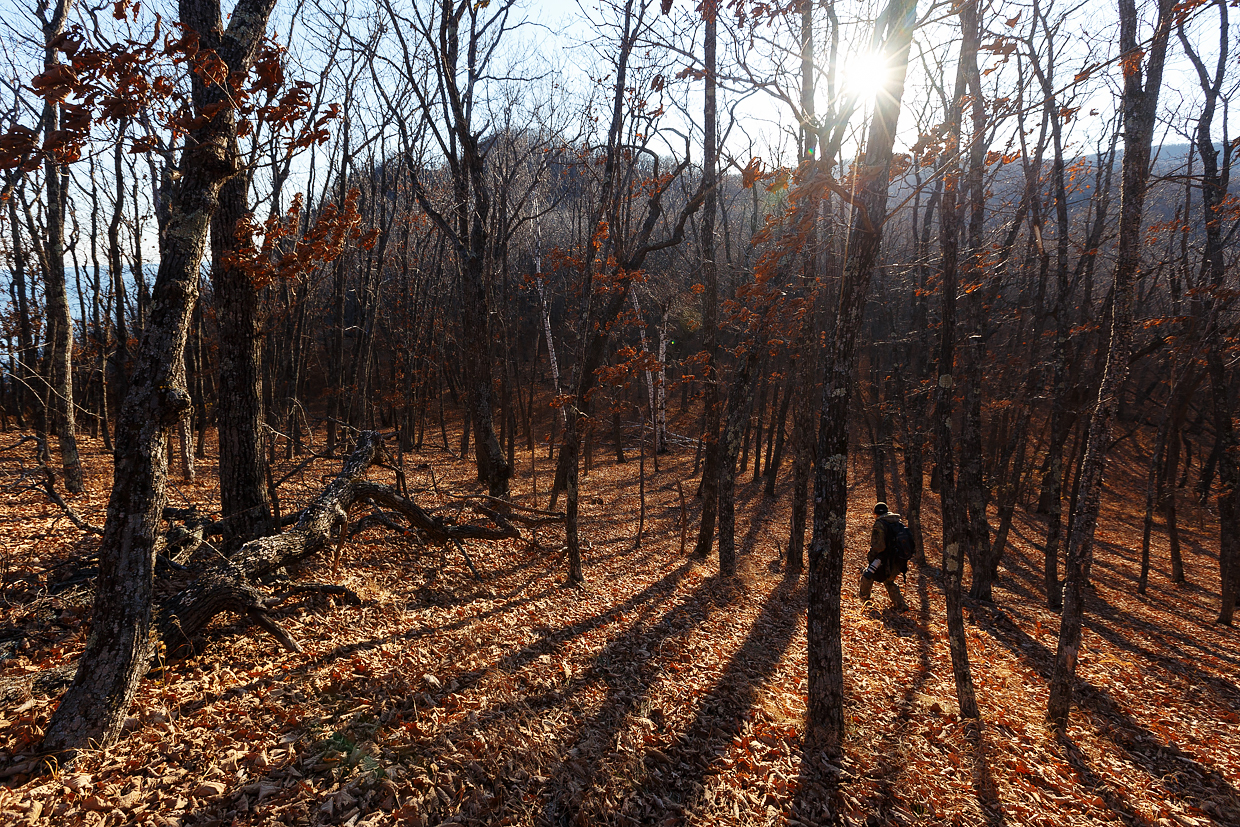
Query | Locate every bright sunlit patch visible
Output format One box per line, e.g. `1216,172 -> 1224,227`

842,50 -> 890,102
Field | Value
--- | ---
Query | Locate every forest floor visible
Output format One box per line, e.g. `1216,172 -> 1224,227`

0,417 -> 1237,827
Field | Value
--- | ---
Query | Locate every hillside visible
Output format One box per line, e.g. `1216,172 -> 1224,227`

0,424 -> 1236,827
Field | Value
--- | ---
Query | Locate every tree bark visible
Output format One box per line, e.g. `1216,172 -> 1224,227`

764,370 -> 793,496
1047,0 -> 1174,727
212,155 -> 273,551
692,3 -> 721,560
930,0 -> 981,722
806,0 -> 918,759
39,0 -> 83,494
42,0 -> 281,757
1178,0 -> 1238,623
718,349 -> 760,576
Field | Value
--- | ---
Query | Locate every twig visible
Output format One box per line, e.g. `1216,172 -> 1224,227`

445,492 -> 566,518
265,583 -> 362,607
0,435 -> 38,454
451,539 -> 482,580
349,508 -> 417,539
247,610 -> 303,653
36,466 -> 102,535
275,449 -> 335,489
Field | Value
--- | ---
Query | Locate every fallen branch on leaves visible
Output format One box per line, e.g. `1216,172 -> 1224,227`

0,663 -> 76,707
154,431 -> 564,656
6,462 -> 104,535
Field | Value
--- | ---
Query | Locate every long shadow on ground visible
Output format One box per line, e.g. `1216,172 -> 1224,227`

971,602 -> 1240,822
860,565 -> 1006,825
535,570 -> 740,825
619,568 -> 804,823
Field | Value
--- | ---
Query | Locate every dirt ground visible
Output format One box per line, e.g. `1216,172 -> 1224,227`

0,418 -> 1237,826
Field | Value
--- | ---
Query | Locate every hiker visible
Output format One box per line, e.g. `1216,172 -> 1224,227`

859,502 -> 909,612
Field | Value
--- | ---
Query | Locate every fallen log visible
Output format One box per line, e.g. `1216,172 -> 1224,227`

156,431 -> 386,655
156,431 -> 562,655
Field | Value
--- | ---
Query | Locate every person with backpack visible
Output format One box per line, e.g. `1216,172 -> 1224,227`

859,502 -> 912,612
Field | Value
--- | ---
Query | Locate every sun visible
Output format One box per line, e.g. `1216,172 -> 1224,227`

841,49 -> 891,102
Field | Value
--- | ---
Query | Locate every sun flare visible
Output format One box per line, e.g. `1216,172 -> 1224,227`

842,49 -> 890,101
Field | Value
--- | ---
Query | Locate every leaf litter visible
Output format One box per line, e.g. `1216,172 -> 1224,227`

0,427 -> 1237,826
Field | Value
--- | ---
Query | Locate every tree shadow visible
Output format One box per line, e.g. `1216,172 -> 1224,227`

617,569 -> 803,822
1052,730 -> 1149,827
737,485 -> 779,558
855,564 -> 1010,825
971,603 -> 1240,819
963,720 -> 1006,827
534,571 -> 739,824
1083,606 -> 1240,707
197,557 -> 710,826
301,557 -> 700,687
848,566 -> 937,823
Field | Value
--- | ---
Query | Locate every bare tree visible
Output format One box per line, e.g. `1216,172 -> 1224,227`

931,0 -> 981,721
1179,0 -> 1239,624
43,0 -> 282,756
36,0 -> 83,493
1047,0 -> 1175,727
373,0 -> 520,496
805,0 -> 918,760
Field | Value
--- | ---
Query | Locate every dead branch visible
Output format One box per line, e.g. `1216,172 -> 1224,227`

0,663 -> 75,707
446,492 -> 567,519
0,435 -> 39,454
274,449 -> 336,489
156,431 -> 388,655
153,431 -> 546,656
349,507 -> 420,540
452,539 -> 481,580
35,465 -> 102,535
353,481 -> 523,543
264,583 -> 362,607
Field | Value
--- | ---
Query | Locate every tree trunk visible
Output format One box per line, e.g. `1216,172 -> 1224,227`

806,0 -> 918,759
40,0 -> 83,494
108,121 -> 131,402
1140,368 -> 1180,593
932,0 -> 982,721
894,370 -> 927,564
1047,0 -> 1174,727
764,370 -> 794,496
1209,341 -> 1239,623
1039,136 -> 1074,611
866,406 -> 887,505
743,369 -> 765,479
656,306 -> 669,453
1163,427 -> 1186,583
6,185 -> 39,438
692,6 -> 721,561
212,158 -> 273,552
718,350 -> 760,576
1179,0 -> 1239,623
42,0 -> 281,757
787,321 -> 816,578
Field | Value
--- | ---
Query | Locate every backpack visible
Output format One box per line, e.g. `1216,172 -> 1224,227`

884,518 -> 917,575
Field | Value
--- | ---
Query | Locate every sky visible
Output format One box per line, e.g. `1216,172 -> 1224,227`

0,0 -> 1231,292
